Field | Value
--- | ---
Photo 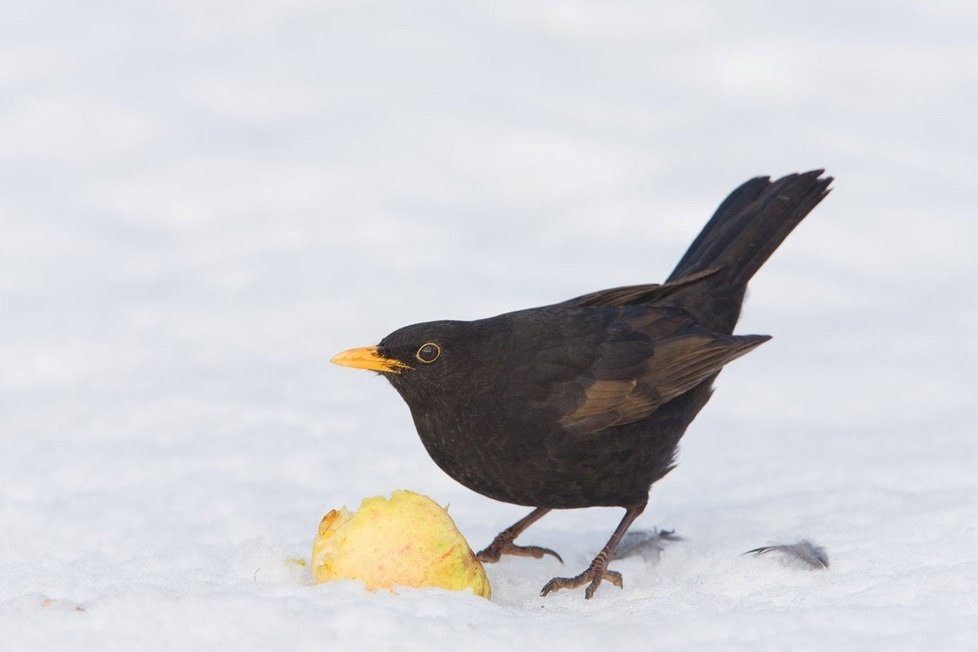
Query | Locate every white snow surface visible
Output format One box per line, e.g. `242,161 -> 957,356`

2,1 -> 977,650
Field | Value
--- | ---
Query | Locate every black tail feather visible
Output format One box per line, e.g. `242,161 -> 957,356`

664,170 -> 832,333
670,170 -> 832,286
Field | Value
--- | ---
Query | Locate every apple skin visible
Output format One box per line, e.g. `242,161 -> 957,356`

312,490 -> 491,599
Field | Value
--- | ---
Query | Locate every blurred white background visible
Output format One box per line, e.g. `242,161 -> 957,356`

1,2 -> 976,650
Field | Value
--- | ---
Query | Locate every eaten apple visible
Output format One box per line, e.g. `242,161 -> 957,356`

312,490 -> 491,599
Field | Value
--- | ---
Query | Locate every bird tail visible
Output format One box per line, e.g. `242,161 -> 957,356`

664,170 -> 832,333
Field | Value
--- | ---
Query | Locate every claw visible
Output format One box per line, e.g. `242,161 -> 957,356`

540,564 -> 622,599
477,541 -> 563,564
538,503 -> 645,599
476,507 -> 560,565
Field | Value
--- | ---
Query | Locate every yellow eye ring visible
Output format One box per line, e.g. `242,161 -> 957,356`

415,343 -> 441,363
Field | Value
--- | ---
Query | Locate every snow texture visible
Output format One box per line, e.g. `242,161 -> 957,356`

2,1 -> 977,650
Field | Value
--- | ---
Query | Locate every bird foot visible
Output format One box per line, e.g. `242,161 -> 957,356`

540,557 -> 622,599
477,539 -> 563,564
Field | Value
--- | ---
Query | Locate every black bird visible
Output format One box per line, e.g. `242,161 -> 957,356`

332,171 -> 832,598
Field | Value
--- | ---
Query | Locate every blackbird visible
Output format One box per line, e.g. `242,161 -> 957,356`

332,170 -> 832,599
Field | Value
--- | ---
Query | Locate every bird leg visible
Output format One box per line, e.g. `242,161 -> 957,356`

540,502 -> 646,599
476,507 -> 563,564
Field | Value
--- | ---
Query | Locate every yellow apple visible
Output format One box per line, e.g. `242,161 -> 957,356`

312,490 -> 491,598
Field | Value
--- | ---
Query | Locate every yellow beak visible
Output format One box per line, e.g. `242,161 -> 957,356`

330,346 -> 411,374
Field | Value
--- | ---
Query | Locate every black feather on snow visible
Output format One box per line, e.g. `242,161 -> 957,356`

614,528 -> 683,562
744,540 -> 829,570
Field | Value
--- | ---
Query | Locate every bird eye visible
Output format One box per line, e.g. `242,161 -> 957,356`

415,343 -> 441,363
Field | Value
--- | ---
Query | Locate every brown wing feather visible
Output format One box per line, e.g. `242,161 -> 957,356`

555,380 -> 657,434
558,314 -> 769,436
643,334 -> 769,400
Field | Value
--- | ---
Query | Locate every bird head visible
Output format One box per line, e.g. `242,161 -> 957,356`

331,320 -> 480,403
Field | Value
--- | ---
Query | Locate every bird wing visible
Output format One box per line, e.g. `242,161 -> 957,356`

565,268 -> 719,307
553,309 -> 769,436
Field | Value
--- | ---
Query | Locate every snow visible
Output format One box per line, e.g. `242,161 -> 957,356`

2,1 -> 977,649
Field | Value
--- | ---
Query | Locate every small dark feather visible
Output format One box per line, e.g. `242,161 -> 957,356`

615,528 -> 683,562
744,540 -> 830,570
